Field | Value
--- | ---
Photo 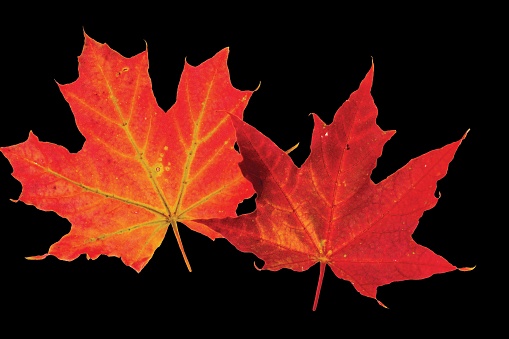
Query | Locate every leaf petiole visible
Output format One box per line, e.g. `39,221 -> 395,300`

312,262 -> 326,311
170,218 -> 192,272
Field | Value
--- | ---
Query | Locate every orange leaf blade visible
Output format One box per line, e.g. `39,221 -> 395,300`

1,33 -> 254,271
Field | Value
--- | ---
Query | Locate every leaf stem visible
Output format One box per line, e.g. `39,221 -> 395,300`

312,262 -> 326,311
171,219 -> 192,272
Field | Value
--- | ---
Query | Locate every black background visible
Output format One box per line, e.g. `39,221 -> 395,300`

1,5 -> 497,332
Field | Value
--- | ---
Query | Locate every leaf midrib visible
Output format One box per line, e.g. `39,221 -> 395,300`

95,55 -> 173,218
171,65 -> 218,219
21,157 -> 167,218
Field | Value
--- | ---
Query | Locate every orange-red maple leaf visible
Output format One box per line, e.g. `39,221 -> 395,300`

0,33 -> 254,272
199,63 -> 471,310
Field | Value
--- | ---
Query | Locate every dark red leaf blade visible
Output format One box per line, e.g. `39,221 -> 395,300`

199,63 -> 470,310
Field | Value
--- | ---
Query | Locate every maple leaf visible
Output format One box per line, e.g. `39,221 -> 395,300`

198,63 -> 471,310
0,33 -> 254,272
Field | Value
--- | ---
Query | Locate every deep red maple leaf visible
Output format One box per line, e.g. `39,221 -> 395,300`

0,33 -> 254,272
199,63 -> 471,310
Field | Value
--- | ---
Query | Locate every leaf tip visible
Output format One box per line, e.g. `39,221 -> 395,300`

254,81 -> 261,92
376,299 -> 389,309
26,254 -> 49,261
285,143 -> 299,154
215,47 -> 230,62
462,129 -> 470,140
458,265 -> 476,272
82,29 -> 96,46
130,262 -> 144,274
254,261 -> 263,271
